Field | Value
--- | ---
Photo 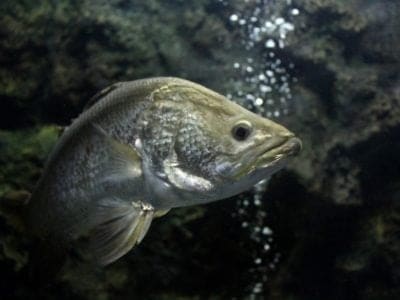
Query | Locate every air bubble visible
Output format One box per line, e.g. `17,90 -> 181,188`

226,2 -> 299,295
258,73 -> 266,81
275,17 -> 285,25
246,66 -> 254,73
230,14 -> 239,22
246,93 -> 255,100
265,39 -> 276,48
260,85 -> 272,93
255,97 -> 263,106
266,99 -> 274,105
262,227 -> 273,235
283,22 -> 295,31
252,282 -> 263,294
291,8 -> 300,16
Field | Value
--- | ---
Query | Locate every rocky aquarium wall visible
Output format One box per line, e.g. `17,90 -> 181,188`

1,0 -> 400,299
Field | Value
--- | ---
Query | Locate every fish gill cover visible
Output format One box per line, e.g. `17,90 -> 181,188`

1,0 -> 400,299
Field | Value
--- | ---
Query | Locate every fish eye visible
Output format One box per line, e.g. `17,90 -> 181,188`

231,121 -> 252,141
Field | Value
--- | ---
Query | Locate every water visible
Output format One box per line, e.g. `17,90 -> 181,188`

1,0 -> 400,299
223,2 -> 299,295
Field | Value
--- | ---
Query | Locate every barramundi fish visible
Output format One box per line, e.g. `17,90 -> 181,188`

26,77 -> 301,265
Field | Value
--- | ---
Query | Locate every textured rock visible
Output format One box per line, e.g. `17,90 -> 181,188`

0,0 -> 234,128
261,0 -> 400,299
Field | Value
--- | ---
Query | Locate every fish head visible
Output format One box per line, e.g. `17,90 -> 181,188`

186,92 -> 301,201
139,79 -> 301,206
208,108 -> 302,199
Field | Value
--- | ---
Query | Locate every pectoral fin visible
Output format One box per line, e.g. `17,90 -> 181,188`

88,123 -> 142,186
80,198 -> 154,266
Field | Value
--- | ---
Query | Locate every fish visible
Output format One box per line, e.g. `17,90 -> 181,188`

25,77 -> 301,266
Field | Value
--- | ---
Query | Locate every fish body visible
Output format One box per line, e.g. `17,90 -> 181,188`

26,77 -> 301,265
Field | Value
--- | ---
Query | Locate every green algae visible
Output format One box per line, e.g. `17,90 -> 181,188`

0,126 -> 59,197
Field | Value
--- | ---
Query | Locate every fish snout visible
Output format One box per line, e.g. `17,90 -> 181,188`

273,126 -> 302,156
281,136 -> 302,156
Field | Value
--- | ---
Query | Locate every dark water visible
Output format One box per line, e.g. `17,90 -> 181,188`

0,0 -> 400,299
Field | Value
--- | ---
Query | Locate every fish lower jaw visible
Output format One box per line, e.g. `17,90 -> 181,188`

257,136 -> 302,166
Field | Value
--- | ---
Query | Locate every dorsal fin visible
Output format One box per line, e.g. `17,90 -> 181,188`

83,82 -> 125,111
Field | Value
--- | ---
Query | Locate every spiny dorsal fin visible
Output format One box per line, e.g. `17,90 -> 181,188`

84,82 -> 125,111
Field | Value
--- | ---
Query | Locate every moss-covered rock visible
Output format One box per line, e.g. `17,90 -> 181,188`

0,126 -> 59,196
0,0 -> 235,128
0,126 -> 59,276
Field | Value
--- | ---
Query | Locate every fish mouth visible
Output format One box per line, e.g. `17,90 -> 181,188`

220,135 -> 301,180
256,136 -> 302,167
278,137 -> 302,156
